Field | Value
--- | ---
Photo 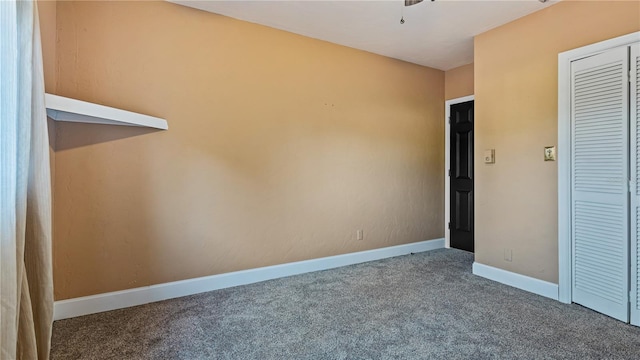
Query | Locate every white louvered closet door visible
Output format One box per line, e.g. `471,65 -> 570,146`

571,46 -> 630,322
631,43 -> 640,327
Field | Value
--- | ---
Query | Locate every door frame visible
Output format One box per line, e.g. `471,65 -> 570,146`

445,95 -> 474,249
557,31 -> 640,304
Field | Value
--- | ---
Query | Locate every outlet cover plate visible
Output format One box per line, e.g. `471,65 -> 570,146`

544,146 -> 556,161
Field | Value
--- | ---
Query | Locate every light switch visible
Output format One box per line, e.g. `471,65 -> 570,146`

544,146 -> 556,161
483,149 -> 495,164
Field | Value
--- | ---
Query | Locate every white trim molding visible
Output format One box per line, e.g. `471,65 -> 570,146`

444,95 -> 474,248
557,31 -> 640,304
472,262 -> 559,301
54,238 -> 445,320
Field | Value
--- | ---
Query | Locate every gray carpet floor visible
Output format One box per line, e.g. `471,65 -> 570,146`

51,249 -> 640,359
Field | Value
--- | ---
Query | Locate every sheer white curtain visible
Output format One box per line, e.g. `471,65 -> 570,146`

1,1 -> 54,359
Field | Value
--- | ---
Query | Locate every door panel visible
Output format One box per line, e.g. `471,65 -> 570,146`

455,131 -> 472,179
450,101 -> 474,252
571,46 -> 629,322
455,190 -> 472,232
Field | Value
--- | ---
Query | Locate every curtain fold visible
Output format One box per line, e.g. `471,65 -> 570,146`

0,0 -> 21,355
1,1 -> 54,359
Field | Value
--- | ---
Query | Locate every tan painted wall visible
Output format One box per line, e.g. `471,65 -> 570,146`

37,0 -> 56,93
474,0 -> 640,283
52,1 -> 445,300
444,63 -> 473,100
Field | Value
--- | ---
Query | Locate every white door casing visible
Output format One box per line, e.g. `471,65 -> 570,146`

630,43 -> 640,326
445,95 -> 474,249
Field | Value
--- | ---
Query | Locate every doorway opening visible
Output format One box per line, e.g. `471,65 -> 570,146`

558,31 -> 640,325
445,95 -> 474,252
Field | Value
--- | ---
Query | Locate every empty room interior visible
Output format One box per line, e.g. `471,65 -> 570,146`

7,0 -> 640,358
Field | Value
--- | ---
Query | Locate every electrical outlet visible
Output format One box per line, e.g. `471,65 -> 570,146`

357,230 -> 363,241
504,248 -> 512,262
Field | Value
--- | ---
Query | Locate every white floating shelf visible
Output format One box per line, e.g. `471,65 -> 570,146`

45,93 -> 168,130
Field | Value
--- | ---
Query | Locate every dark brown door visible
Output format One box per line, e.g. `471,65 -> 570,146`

450,100 -> 474,252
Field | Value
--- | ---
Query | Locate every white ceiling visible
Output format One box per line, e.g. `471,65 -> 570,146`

170,0 -> 557,71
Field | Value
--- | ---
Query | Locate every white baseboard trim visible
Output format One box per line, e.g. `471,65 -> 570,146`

54,238 -> 445,320
472,262 -> 559,301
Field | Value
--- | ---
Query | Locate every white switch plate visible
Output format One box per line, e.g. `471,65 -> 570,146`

356,230 -> 363,241
484,149 -> 495,164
